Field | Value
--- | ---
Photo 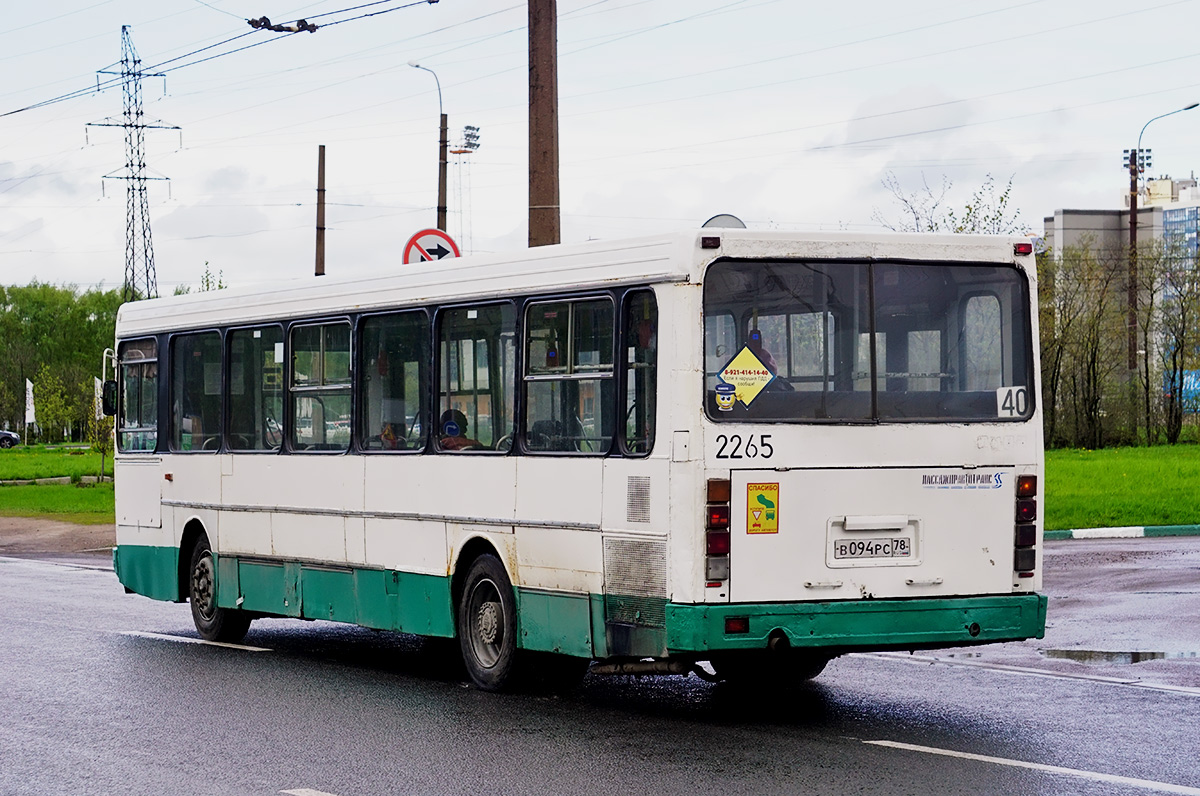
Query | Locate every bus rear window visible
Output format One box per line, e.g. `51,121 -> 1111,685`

703,259 -> 1033,423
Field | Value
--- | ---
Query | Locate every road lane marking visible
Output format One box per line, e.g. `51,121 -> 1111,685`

859,652 -> 1200,697
865,740 -> 1200,795
120,630 -> 272,652
281,790 -> 342,796
0,555 -> 112,572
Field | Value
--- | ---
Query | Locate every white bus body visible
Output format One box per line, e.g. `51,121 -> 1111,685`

109,230 -> 1046,689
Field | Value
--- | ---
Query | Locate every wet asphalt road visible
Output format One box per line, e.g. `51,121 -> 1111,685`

2,540 -> 1199,796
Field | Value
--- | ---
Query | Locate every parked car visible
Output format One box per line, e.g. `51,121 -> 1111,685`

0,430 -> 19,448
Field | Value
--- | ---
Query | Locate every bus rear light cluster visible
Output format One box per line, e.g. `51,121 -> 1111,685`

1014,475 -> 1037,578
725,616 -> 750,634
706,478 -> 732,582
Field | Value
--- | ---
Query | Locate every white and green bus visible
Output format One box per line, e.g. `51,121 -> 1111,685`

105,229 -> 1046,690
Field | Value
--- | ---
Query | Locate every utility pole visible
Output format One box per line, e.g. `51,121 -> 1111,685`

315,145 -> 326,276
528,0 -> 560,247
408,61 -> 449,232
1126,146 -> 1142,371
438,112 -> 449,231
89,26 -> 178,302
1123,102 -> 1200,372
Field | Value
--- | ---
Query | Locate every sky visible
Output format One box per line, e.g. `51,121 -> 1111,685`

2,0 -> 1199,293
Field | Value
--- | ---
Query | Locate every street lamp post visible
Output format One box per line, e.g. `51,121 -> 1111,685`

1124,102 -> 1199,371
409,60 -> 449,232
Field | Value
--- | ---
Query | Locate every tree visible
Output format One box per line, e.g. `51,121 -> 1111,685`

174,263 -> 227,295
1153,239 -> 1200,443
1043,243 -> 1128,448
89,413 -> 115,481
872,172 -> 1029,235
0,283 -> 121,437
32,364 -> 71,443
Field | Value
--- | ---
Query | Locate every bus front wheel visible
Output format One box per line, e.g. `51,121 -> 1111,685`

458,553 -> 521,691
188,536 -> 252,643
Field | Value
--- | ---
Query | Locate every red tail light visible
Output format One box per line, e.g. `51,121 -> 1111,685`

706,531 -> 731,556
725,616 -> 749,634
705,478 -> 732,584
706,503 -> 730,530
1013,473 -> 1038,578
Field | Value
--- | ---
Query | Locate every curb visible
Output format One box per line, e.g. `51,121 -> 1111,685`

0,476 -> 112,486
1045,525 -> 1200,540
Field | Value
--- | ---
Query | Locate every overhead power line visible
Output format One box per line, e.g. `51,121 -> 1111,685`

0,0 -> 439,119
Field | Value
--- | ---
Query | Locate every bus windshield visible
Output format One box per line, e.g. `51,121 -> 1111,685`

704,258 -> 1033,423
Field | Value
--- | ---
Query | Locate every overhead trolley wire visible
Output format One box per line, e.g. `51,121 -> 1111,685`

0,0 -> 438,119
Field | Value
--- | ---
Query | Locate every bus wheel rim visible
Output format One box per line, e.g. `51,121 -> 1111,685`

468,578 -> 504,669
192,553 -> 216,621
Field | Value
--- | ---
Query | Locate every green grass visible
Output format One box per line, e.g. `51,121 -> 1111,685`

0,482 -> 115,524
0,445 -> 110,481
1045,446 -> 1200,530
0,445 -> 115,523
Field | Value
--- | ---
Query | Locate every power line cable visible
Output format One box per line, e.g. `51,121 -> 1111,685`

0,0 -> 439,119
191,0 -> 245,21
0,0 -> 118,39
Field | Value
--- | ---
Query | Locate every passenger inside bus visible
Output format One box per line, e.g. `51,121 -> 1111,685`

380,421 -> 406,450
439,409 -> 482,451
747,329 -> 793,392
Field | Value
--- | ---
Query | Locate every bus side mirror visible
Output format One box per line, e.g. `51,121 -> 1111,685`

102,380 -> 118,417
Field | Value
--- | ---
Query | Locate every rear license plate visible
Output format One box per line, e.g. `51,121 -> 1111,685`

833,537 -> 913,559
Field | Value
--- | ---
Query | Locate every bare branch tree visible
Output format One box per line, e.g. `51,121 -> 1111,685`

872,172 -> 1029,235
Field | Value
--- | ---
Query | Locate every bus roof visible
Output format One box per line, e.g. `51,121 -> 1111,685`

115,229 -> 1034,336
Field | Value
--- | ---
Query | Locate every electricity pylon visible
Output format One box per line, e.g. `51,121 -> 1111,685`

88,26 -> 179,302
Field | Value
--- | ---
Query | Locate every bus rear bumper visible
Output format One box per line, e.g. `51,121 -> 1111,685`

665,593 -> 1047,654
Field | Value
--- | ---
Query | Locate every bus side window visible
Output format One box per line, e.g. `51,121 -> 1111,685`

228,326 -> 284,451
360,311 -> 429,452
290,322 -> 352,452
437,304 -> 515,452
170,332 -> 222,452
624,291 -> 656,455
524,298 -> 615,455
117,338 -> 158,452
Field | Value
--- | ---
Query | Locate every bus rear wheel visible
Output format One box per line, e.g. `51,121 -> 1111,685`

188,535 -> 252,643
458,553 -> 522,691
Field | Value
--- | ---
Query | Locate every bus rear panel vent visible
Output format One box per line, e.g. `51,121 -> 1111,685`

626,475 -> 652,523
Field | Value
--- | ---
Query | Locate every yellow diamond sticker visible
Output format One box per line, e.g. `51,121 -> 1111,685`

717,346 -> 776,408
747,483 -> 779,534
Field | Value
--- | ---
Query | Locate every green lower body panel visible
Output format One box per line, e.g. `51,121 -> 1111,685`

113,544 -> 181,602
217,556 -> 455,638
114,544 -> 1044,661
515,589 -> 594,658
666,594 -> 1048,654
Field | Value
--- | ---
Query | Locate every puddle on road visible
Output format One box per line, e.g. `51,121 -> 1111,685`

1044,649 -> 1200,665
